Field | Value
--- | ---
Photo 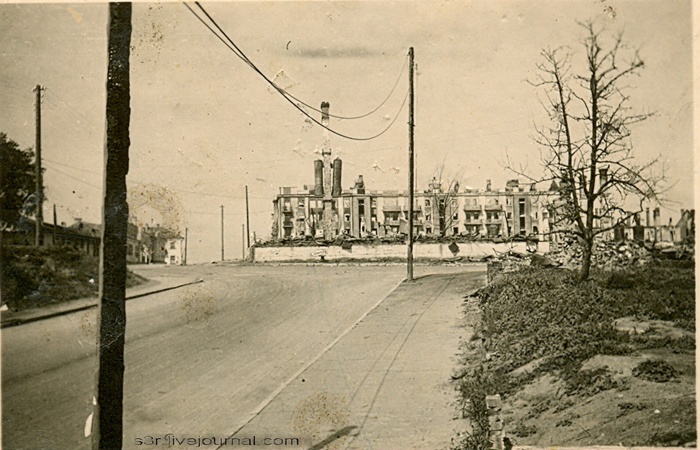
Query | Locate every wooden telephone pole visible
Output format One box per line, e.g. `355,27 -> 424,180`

245,185 -> 250,250
407,47 -> 415,282
184,227 -> 188,265
221,205 -> 225,261
34,84 -> 44,247
92,3 -> 131,449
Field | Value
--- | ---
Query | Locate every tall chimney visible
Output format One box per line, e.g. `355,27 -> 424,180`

320,101 -> 334,238
321,102 -> 330,127
320,102 -> 332,196
332,158 -> 342,197
314,160 -> 324,196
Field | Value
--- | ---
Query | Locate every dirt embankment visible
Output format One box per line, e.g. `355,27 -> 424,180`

452,261 -> 696,449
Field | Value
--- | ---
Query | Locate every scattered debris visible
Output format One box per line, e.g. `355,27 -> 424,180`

549,240 -> 654,269
486,238 -> 694,281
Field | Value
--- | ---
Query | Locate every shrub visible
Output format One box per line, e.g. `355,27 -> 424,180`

599,262 -> 695,329
563,367 -> 617,396
511,423 -> 537,438
474,264 -> 695,379
632,359 -> 678,383
475,268 -> 629,377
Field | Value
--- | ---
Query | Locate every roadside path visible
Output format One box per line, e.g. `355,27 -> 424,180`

228,268 -> 486,450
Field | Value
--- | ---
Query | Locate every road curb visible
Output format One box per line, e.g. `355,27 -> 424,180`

0,279 -> 204,329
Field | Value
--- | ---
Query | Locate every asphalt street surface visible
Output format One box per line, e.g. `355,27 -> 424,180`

2,264 -> 472,449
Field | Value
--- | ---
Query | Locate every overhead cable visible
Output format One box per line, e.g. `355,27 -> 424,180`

184,2 -> 408,141
187,2 -> 406,121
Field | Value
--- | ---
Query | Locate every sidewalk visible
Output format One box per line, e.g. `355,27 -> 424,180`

227,270 -> 486,450
0,275 -> 202,328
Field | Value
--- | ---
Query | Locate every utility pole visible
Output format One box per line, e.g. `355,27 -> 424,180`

407,47 -> 415,282
245,185 -> 250,250
184,227 -> 188,266
220,205 -> 225,261
53,204 -> 57,244
34,84 -> 44,247
92,3 -> 131,450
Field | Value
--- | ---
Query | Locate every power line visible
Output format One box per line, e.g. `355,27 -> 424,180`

184,2 -> 408,141
187,0 -> 408,141
287,55 -> 408,121
44,158 -> 274,200
184,2 -> 406,122
44,157 -> 101,175
42,90 -> 103,137
44,163 -> 102,190
164,185 -> 269,200
184,208 -> 270,216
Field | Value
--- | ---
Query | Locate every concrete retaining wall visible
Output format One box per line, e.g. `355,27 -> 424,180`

252,241 -> 550,262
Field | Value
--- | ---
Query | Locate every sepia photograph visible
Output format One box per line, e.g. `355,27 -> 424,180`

0,1 -> 695,449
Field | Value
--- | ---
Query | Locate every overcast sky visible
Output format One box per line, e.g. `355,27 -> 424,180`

0,0 -> 693,263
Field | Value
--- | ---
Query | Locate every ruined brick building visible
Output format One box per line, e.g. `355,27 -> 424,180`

271,104 -> 551,241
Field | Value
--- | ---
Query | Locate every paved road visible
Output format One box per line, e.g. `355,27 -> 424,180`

2,264 -> 469,449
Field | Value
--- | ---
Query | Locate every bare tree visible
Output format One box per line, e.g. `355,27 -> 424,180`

427,163 -> 462,237
513,21 -> 664,282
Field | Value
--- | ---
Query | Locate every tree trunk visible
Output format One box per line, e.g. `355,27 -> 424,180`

579,238 -> 593,282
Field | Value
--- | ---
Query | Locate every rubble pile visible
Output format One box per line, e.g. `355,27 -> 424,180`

486,239 -> 695,281
549,240 -> 654,269
484,251 -> 531,282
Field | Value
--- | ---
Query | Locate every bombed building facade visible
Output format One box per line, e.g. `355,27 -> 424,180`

272,174 -> 552,241
270,104 -> 694,245
271,103 -> 551,241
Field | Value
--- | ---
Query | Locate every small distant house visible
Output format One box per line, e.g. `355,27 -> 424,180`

141,225 -> 184,264
165,237 -> 185,265
5,217 -> 101,256
5,216 -> 186,264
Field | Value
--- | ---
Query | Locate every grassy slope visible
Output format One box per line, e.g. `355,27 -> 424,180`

3,245 -> 147,311
453,261 -> 696,448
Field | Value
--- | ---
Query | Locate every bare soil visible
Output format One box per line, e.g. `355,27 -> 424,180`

504,323 -> 696,447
